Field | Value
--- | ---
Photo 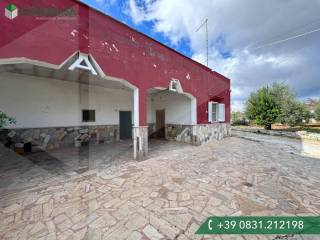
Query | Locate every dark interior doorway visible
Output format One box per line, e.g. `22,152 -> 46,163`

155,109 -> 165,138
119,111 -> 132,140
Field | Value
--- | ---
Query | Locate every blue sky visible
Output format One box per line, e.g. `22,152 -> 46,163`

80,0 -> 192,57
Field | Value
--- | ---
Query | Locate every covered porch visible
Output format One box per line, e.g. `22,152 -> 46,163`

147,86 -> 197,142
0,52 -> 145,160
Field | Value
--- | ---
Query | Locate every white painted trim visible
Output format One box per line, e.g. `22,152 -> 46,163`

0,51 -> 78,69
133,88 -> 139,127
218,103 -> 225,122
191,98 -> 197,124
208,101 -> 213,123
169,79 -> 183,93
68,52 -> 97,75
0,52 -> 138,90
208,101 -> 224,123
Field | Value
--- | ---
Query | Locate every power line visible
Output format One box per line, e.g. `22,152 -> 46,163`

252,27 -> 320,50
253,17 -> 320,47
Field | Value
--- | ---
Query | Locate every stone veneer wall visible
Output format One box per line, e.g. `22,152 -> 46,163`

0,125 -> 119,151
192,123 -> 231,145
165,123 -> 231,145
165,124 -> 193,143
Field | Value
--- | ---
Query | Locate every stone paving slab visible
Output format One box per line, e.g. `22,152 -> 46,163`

1,137 -> 320,239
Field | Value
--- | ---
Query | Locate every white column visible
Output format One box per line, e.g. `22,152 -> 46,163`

191,97 -> 197,125
133,88 -> 139,127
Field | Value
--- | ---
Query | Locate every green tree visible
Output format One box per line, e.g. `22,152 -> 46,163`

0,111 -> 16,128
315,103 -> 320,121
270,83 -> 296,107
278,100 -> 312,127
246,86 -> 281,130
246,83 -> 313,129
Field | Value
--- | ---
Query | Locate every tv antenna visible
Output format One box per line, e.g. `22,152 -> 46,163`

195,18 -> 209,67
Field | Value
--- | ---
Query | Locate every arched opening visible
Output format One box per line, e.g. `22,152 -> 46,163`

147,87 -> 196,141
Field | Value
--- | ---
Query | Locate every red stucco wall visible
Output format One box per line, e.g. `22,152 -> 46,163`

0,0 -> 230,125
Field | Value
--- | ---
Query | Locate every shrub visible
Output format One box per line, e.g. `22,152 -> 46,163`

232,119 -> 249,126
315,103 -> 320,121
231,111 -> 249,126
0,111 -> 16,128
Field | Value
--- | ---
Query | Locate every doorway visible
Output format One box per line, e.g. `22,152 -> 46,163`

119,111 -> 132,140
155,109 -> 165,138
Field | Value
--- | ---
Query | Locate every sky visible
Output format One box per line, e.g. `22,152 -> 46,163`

81,0 -> 320,111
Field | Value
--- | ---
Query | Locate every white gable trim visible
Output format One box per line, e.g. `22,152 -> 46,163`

68,52 -> 97,75
0,52 -> 137,90
0,51 -> 78,69
169,79 -> 183,93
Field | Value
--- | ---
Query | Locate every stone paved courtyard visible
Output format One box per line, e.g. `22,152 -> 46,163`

1,136 -> 320,240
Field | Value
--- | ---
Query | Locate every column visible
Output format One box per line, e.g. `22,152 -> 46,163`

133,88 -> 148,160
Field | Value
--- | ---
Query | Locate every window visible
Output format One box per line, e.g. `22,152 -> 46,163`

208,102 -> 225,122
212,103 -> 218,122
82,109 -> 95,122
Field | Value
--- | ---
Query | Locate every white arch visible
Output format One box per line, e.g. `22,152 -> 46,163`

147,86 -> 197,125
0,51 -> 140,126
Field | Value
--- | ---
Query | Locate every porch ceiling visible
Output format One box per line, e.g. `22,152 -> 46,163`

0,62 -> 132,91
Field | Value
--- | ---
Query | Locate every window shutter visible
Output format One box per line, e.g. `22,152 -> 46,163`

208,101 -> 213,123
218,103 -> 225,122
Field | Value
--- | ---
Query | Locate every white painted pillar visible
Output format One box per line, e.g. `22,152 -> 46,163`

133,87 -> 148,160
133,88 -> 139,127
191,97 -> 197,125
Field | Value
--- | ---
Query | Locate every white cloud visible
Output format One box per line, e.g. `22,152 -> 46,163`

126,0 -> 320,111
127,0 -> 146,24
91,0 -> 117,12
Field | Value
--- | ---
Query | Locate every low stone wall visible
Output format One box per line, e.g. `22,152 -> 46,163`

1,125 -> 119,151
232,127 -> 320,142
165,124 -> 193,143
192,123 -> 231,145
165,123 -> 231,145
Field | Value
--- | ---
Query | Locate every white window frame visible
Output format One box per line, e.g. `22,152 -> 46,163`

218,103 -> 225,122
208,101 -> 225,123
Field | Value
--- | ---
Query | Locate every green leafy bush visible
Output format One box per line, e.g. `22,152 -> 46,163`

315,103 -> 320,121
0,111 -> 16,128
231,111 -> 249,126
